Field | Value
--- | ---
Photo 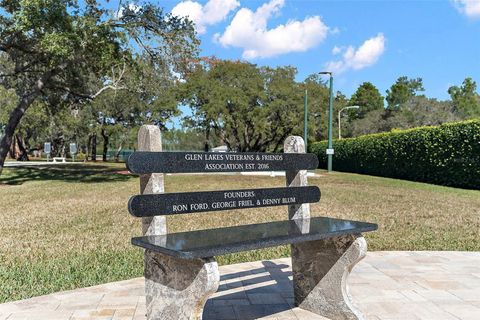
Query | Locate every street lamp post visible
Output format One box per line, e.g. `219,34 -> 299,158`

319,72 -> 334,172
304,89 -> 308,150
338,106 -> 360,139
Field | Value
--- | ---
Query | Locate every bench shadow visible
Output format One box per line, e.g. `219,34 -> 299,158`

203,260 -> 295,320
0,164 -> 134,185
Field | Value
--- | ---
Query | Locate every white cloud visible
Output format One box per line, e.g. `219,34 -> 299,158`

453,0 -> 480,18
171,0 -> 240,34
325,33 -> 386,74
332,46 -> 342,55
214,0 -> 329,59
330,27 -> 340,35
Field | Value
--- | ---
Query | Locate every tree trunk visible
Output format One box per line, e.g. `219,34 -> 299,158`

87,135 -> 92,161
91,133 -> 97,162
8,137 -> 18,159
204,128 -> 210,152
0,69 -> 58,174
52,136 -> 65,158
16,134 -> 29,161
101,128 -> 109,162
0,92 -> 38,174
114,143 -> 123,162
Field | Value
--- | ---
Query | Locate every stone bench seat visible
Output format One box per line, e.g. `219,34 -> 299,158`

132,217 -> 377,259
127,125 -> 378,320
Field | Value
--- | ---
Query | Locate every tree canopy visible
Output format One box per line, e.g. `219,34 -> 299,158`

448,77 -> 480,119
0,2 -> 478,168
0,0 -> 198,173
349,82 -> 384,118
386,76 -> 424,109
179,60 -> 312,152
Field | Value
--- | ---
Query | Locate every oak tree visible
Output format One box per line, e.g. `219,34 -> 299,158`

0,0 -> 197,173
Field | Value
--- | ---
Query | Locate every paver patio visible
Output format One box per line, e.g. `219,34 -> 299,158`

1,251 -> 479,320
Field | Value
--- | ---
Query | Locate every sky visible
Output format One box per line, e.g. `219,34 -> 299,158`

159,0 -> 480,101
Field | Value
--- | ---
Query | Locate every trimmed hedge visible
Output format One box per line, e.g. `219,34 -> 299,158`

310,120 -> 480,189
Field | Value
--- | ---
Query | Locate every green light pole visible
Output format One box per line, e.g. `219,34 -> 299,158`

320,71 -> 334,172
304,89 -> 308,150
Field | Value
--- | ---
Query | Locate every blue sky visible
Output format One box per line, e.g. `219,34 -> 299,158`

161,0 -> 480,101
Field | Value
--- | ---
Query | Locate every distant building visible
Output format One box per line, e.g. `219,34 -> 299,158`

212,145 -> 228,152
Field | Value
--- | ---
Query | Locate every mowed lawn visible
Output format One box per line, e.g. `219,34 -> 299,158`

1,163 -> 479,303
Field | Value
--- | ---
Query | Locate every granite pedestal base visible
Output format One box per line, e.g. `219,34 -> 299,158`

291,234 -> 367,320
144,250 -> 219,320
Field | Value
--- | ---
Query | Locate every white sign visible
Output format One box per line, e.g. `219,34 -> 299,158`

69,143 -> 77,154
44,142 -> 51,154
326,148 -> 334,155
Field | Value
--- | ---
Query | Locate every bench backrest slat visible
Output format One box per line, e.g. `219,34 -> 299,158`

128,186 -> 320,217
127,151 -> 318,174
129,128 -> 318,223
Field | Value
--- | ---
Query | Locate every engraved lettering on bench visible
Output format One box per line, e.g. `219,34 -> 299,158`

128,186 -> 320,217
126,152 -> 318,174
172,204 -> 188,212
205,163 -> 245,170
224,191 -> 255,198
185,154 -> 203,161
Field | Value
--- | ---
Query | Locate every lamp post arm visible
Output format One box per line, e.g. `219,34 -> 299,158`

338,106 -> 360,140
338,107 -> 349,140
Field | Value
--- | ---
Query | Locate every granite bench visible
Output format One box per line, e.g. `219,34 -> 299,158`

126,125 -> 377,320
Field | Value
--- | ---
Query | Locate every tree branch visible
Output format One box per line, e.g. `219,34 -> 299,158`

48,63 -> 127,100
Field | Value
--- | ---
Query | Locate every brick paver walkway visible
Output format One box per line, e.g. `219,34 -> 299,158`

1,251 -> 479,319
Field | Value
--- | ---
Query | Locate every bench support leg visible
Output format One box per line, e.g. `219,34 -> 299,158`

144,250 -> 219,320
291,234 -> 367,320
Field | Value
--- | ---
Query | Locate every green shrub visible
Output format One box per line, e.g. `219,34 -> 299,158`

310,120 -> 480,189
75,152 -> 87,161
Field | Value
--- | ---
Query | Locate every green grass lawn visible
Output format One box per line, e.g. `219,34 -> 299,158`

1,163 -> 479,303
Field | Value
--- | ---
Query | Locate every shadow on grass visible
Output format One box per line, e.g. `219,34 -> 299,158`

0,164 -> 136,185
